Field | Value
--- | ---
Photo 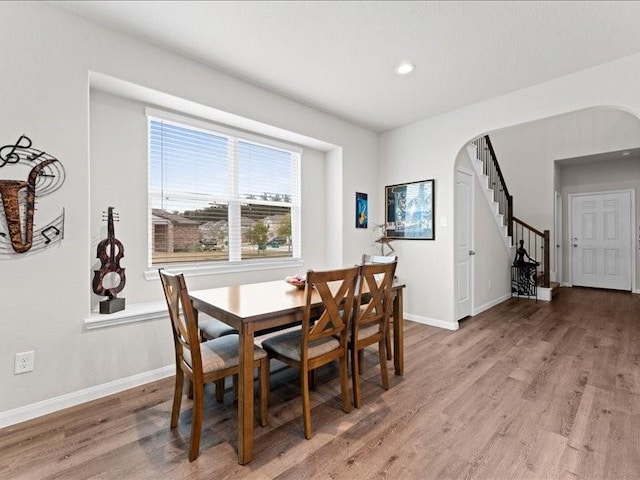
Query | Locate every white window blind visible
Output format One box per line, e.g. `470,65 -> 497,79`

148,114 -> 301,267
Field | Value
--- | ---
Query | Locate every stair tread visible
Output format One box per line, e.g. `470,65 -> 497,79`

536,280 -> 560,289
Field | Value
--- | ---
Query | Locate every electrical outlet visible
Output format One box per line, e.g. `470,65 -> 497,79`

14,351 -> 34,375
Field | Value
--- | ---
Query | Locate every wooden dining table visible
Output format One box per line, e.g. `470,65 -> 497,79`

189,278 -> 405,465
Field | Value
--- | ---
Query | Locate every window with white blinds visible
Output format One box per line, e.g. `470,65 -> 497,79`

148,113 -> 301,266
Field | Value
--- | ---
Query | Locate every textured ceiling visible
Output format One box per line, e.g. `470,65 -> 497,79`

54,1 -> 640,132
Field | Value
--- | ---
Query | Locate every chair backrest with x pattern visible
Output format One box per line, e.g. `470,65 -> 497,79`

356,261 -> 397,333
302,266 -> 359,352
159,269 -> 203,377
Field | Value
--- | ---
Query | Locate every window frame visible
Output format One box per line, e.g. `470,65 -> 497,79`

144,108 -> 303,279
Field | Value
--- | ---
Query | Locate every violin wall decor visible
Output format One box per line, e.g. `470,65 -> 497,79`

92,207 -> 126,314
0,134 -> 66,258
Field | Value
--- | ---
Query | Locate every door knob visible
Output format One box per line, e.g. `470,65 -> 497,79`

573,244 -> 578,247
469,250 -> 476,255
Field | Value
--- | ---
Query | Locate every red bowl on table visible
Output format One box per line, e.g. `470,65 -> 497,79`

285,276 -> 307,289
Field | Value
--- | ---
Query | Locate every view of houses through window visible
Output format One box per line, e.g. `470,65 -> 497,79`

149,116 -> 300,265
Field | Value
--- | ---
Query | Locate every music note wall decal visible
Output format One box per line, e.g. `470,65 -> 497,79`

0,135 -> 66,258
42,225 -> 60,244
0,134 -> 31,168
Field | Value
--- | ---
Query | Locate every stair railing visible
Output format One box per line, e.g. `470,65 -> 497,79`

513,216 -> 550,288
472,135 -> 513,238
472,134 -> 551,290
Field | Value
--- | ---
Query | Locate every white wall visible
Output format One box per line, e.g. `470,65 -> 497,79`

6,0 -> 640,419
380,50 -> 640,327
325,147 -> 344,268
0,2 -> 377,415
559,156 -> 640,285
89,90 -> 331,308
455,153 -> 512,313
488,107 -> 640,273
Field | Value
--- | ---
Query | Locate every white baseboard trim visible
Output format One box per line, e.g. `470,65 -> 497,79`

405,313 -> 459,331
473,293 -> 511,316
559,283 -> 638,294
0,365 -> 175,429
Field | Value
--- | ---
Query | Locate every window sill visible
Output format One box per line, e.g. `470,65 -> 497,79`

85,259 -> 304,330
84,301 -> 168,330
143,258 -> 304,280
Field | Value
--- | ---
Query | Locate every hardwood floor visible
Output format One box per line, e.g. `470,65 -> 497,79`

1,287 -> 639,479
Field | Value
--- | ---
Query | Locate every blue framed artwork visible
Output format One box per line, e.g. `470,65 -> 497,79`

355,192 -> 368,228
385,179 -> 434,240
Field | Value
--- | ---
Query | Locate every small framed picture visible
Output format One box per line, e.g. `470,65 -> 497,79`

355,192 -> 368,228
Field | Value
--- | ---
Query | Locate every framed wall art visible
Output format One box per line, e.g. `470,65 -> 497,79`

355,192 -> 368,228
385,179 -> 434,240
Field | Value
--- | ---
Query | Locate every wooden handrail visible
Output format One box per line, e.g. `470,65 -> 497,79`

512,217 -> 550,289
484,135 -> 510,198
512,216 -> 544,237
474,136 -> 511,232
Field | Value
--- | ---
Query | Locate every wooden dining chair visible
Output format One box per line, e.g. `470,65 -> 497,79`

198,316 -> 237,341
350,260 -> 397,408
182,311 -> 236,402
159,269 -> 269,461
187,317 -> 237,403
262,266 -> 359,439
361,254 -> 398,360
185,315 -> 237,402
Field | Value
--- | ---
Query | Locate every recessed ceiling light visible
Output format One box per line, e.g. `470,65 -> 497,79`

622,151 -> 631,156
396,62 -> 415,75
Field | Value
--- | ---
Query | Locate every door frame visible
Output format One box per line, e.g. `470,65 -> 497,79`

554,190 -> 562,284
454,166 -> 475,320
568,189 -> 635,291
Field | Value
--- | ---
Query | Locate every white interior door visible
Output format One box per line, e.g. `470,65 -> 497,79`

571,191 -> 631,290
455,168 -> 473,319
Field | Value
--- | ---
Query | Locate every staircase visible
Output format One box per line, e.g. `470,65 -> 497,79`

466,136 -> 559,301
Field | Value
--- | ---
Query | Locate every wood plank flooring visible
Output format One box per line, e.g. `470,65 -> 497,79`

1,287 -> 639,479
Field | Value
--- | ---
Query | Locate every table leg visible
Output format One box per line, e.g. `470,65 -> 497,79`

238,323 -> 255,464
393,289 -> 404,375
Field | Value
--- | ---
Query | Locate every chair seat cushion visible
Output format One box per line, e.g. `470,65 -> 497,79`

348,306 -> 383,342
198,316 -> 237,339
353,323 -> 381,341
184,334 -> 267,373
262,329 -> 340,362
